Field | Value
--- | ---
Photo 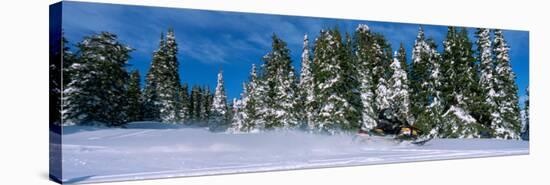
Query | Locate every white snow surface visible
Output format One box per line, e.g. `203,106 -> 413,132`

56,122 -> 528,184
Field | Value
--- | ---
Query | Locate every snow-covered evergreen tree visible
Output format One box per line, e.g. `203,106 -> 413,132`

375,73 -> 390,111
63,32 -> 133,126
354,24 -> 377,131
259,35 -> 299,129
160,29 -> 183,123
178,83 -> 190,122
188,85 -> 201,123
341,32 -> 363,131
388,52 -> 412,124
62,38 -> 76,85
142,29 -> 183,123
236,83 -> 250,131
521,86 -> 529,140
229,98 -> 245,133
209,70 -> 229,131
141,33 -> 162,121
410,27 -> 442,134
492,29 -> 521,139
425,40 -> 445,136
440,27 -> 481,138
370,34 -> 393,114
202,86 -> 213,122
410,27 -> 430,115
242,64 -> 264,131
440,105 -> 480,138
126,70 -> 143,122
51,35 -> 73,125
397,43 -> 408,76
311,29 -> 361,133
298,34 -> 316,129
475,28 -> 499,131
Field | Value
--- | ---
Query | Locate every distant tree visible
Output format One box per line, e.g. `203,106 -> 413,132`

202,86 -> 213,122
126,70 -> 143,122
209,70 -> 229,131
178,83 -> 190,122
521,86 -> 529,140
188,85 -> 202,123
229,98 -> 245,133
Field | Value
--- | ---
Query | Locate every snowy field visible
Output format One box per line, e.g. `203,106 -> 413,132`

54,122 -> 528,184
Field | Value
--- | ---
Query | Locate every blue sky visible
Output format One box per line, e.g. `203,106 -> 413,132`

62,1 -> 529,107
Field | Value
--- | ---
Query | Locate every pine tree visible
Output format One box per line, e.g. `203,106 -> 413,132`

521,86 -> 529,140
341,32 -> 363,131
188,85 -> 202,124
51,35 -> 73,125
423,39 -> 445,136
260,34 -> 299,129
159,28 -> 183,123
375,74 -> 390,111
298,34 -> 316,129
492,29 -> 521,139
126,70 -> 143,122
63,32 -> 133,126
410,27 -> 429,113
62,37 -> 77,88
202,86 -> 213,122
354,24 -> 377,131
476,28 -> 499,131
409,27 -> 445,136
388,52 -> 412,124
142,33 -> 166,122
410,27 -> 435,133
397,43 -> 408,75
209,70 -> 229,131
229,98 -> 245,133
178,83 -> 190,123
236,83 -> 250,131
440,27 -> 481,138
311,29 -> 360,134
371,34 -> 393,114
242,64 -> 264,131
142,29 -> 183,123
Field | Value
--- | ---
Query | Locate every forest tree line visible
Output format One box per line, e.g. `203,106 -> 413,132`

50,25 -> 529,139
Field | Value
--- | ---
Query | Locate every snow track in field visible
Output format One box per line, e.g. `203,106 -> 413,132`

54,122 -> 528,184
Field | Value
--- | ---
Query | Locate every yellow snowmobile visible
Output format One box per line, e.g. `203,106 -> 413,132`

358,108 -> 431,145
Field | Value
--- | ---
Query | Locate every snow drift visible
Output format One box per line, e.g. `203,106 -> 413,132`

54,122 -> 528,184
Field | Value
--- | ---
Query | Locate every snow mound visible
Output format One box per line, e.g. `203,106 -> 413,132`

444,106 -> 477,123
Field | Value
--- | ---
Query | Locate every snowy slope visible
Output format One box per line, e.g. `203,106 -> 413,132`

55,122 -> 528,184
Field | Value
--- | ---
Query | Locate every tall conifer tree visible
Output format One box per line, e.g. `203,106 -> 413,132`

63,32 -> 132,126
492,29 -> 521,139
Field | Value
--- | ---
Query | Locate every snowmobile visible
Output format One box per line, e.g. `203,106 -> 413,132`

356,108 -> 432,145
